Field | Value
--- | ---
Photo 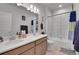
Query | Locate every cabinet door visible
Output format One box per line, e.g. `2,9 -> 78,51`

36,43 -> 42,55
41,41 -> 47,55
36,38 -> 47,55
20,48 -> 35,55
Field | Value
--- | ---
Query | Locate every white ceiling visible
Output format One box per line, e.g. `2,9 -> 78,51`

38,3 -> 72,10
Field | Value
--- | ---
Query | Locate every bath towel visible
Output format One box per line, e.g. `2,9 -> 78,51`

73,21 -> 79,52
70,11 -> 76,22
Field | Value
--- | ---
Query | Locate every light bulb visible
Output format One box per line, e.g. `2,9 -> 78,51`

17,3 -> 22,6
34,10 -> 37,13
30,9 -> 34,12
34,7 -> 36,11
59,5 -> 62,7
27,6 -> 30,10
30,5 -> 33,9
37,9 -> 39,13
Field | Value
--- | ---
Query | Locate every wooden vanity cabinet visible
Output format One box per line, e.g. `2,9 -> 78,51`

1,37 -> 47,55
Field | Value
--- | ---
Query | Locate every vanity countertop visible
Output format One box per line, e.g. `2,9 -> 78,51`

0,34 -> 47,54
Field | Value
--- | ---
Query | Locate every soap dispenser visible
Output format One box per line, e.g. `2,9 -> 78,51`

21,30 -> 26,38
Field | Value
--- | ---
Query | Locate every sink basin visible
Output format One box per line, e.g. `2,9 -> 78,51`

0,40 -> 9,45
0,38 -> 23,45
4,39 -> 23,45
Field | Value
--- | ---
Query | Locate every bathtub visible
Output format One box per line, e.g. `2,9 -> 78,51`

47,36 -> 74,50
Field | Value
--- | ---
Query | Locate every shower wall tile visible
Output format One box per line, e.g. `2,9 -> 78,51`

68,22 -> 76,40
68,31 -> 74,40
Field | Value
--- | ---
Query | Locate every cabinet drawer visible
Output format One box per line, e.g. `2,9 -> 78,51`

2,42 -> 35,55
20,48 -> 35,55
36,37 -> 47,45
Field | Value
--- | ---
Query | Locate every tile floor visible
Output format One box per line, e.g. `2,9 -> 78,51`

46,42 -> 75,55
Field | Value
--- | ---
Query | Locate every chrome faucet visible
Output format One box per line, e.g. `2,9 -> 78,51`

0,36 -> 3,42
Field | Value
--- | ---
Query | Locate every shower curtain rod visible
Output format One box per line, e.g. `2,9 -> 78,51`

47,11 -> 70,18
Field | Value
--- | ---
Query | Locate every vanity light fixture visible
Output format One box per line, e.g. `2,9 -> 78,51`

17,3 -> 40,14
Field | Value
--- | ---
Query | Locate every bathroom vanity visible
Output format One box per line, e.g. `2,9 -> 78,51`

0,35 -> 47,55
